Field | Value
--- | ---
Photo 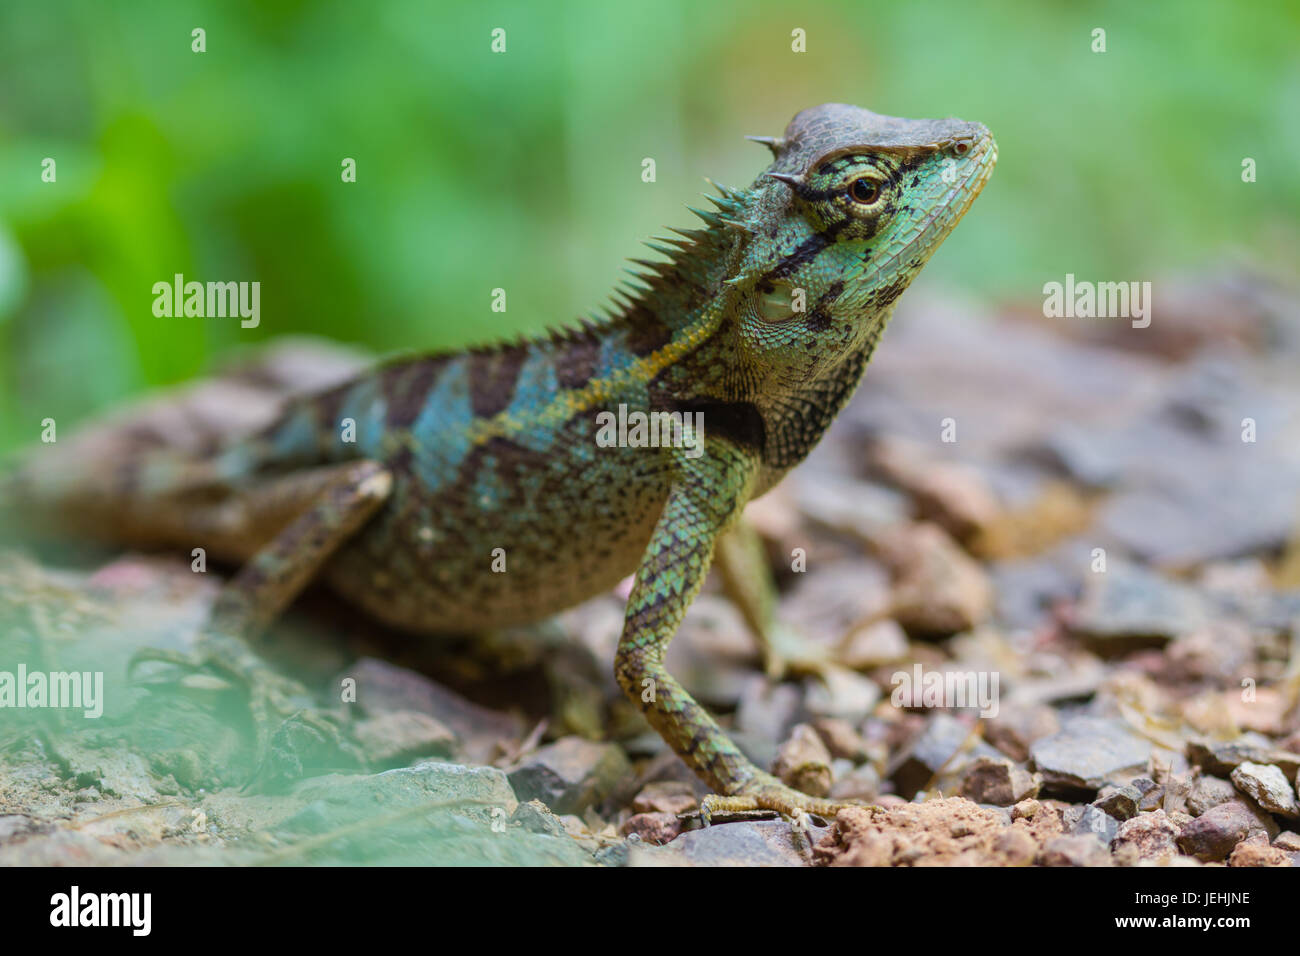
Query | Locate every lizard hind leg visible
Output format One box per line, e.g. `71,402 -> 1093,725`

130,459 -> 393,786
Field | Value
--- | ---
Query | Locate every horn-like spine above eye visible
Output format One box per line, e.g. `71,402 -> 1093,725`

766,172 -> 804,189
766,172 -> 812,200
745,135 -> 785,156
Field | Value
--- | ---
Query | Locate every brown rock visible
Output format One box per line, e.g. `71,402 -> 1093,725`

812,718 -> 869,762
815,798 -> 1011,867
878,523 -> 993,637
1228,842 -> 1292,867
829,763 -> 882,803
865,437 -> 1001,541
1113,810 -> 1180,863
959,756 -> 1041,806
1011,798 -> 1040,821
1274,831 -> 1300,851
1093,784 -> 1141,821
991,827 -> 1038,866
1177,799 -> 1279,862
1039,834 -> 1112,867
1160,773 -> 1193,814
773,724 -> 834,797
621,812 -> 685,846
839,619 -> 909,670
631,781 -> 697,816
1187,774 -> 1237,816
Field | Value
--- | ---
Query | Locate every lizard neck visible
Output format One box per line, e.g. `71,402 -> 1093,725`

755,309 -> 892,472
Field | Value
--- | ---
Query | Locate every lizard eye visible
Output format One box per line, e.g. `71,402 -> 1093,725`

848,177 -> 881,205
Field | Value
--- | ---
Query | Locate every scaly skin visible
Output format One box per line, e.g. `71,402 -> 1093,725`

3,104 -> 996,813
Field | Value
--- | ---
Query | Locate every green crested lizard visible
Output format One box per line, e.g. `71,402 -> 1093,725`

2,103 -> 996,819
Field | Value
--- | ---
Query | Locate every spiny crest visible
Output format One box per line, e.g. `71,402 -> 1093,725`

589,180 -> 756,327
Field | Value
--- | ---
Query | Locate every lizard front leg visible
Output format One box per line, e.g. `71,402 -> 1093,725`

614,439 -> 860,823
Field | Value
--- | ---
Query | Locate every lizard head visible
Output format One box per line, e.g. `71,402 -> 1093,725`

730,103 -> 996,389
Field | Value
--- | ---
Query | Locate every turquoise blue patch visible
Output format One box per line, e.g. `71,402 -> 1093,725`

411,358 -> 473,493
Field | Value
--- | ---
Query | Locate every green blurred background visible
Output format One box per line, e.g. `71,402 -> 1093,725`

0,0 -> 1297,453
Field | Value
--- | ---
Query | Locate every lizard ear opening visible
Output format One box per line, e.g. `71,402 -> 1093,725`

753,281 -> 801,324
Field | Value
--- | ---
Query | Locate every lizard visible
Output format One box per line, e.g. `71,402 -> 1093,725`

1,103 -> 996,820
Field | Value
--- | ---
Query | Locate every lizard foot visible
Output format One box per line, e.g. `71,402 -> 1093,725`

129,632 -> 360,788
699,771 -> 873,827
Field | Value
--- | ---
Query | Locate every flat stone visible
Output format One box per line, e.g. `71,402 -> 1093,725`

296,760 -> 515,809
734,677 -> 802,743
1029,717 -> 1152,794
787,473 -> 909,543
1099,464 -> 1300,567
1187,739 -> 1300,780
1069,565 -> 1206,651
990,554 -> 1082,632
1231,762 -> 1299,817
278,763 -> 590,864
631,819 -> 822,867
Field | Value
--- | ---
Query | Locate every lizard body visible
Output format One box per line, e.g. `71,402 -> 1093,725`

4,103 -> 996,813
